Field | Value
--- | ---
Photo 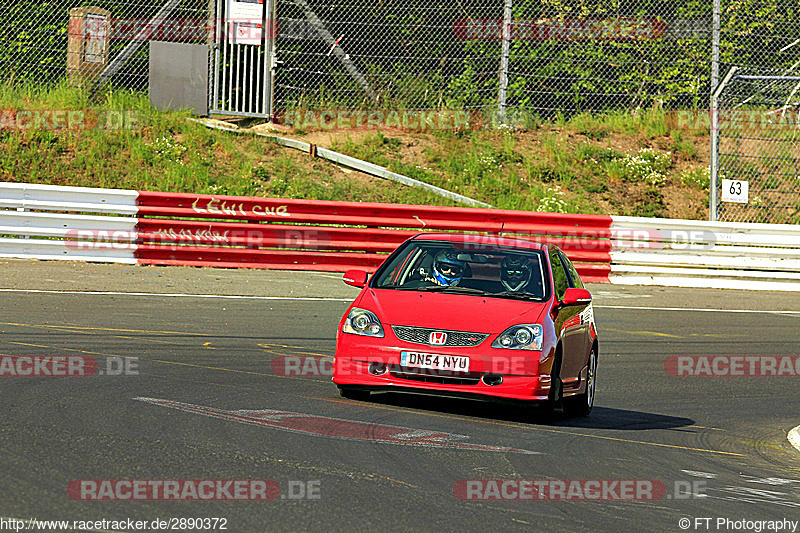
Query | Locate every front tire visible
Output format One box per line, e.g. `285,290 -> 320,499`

338,387 -> 370,401
563,348 -> 597,417
533,349 -> 563,419
536,377 -> 562,416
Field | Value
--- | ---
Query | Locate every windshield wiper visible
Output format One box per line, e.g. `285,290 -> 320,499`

493,291 -> 544,301
416,285 -> 492,295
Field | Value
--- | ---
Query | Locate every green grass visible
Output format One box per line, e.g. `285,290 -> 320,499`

0,83 -> 458,206
670,129 -> 698,160
0,83 -> 712,219
680,167 -> 710,190
566,109 -> 670,139
329,113 -> 708,217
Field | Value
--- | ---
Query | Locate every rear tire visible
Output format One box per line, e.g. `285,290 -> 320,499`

563,348 -> 597,417
338,387 -> 370,401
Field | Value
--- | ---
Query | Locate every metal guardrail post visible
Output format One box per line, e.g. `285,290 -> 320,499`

497,0 -> 513,124
709,0 -> 721,221
710,66 -> 738,223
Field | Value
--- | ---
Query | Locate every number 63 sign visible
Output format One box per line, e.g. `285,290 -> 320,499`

721,179 -> 748,204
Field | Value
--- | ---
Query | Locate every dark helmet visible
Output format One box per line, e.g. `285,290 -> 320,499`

432,250 -> 466,286
501,255 -> 532,291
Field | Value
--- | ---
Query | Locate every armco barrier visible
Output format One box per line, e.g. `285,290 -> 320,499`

609,217 -> 800,291
0,182 -> 138,214
0,182 -> 612,282
135,191 -> 613,235
134,191 -> 613,282
2,182 -> 800,290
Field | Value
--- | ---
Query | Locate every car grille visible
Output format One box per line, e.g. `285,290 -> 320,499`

388,366 -> 482,386
391,326 -> 489,347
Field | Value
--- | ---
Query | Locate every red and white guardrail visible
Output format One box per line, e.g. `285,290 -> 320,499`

1,182 -> 798,290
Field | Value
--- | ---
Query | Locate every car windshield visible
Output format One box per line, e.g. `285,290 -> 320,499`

372,240 -> 548,301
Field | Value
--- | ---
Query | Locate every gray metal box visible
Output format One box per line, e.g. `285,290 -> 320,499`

149,42 -> 208,115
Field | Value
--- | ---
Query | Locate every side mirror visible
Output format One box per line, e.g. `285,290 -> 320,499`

343,269 -> 368,288
561,288 -> 592,306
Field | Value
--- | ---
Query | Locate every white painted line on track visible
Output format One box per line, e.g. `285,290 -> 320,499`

789,425 -> 800,454
0,288 -> 352,302
3,288 -> 800,315
594,304 -> 800,316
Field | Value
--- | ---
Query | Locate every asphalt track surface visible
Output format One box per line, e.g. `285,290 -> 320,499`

1,261 -> 799,532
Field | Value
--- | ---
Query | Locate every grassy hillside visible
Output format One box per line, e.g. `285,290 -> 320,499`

0,83 -> 711,218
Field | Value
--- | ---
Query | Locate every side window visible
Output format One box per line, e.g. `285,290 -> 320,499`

549,248 -> 568,301
560,251 -> 584,289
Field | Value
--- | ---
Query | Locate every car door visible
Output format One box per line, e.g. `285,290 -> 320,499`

548,246 -> 582,386
558,250 -> 592,386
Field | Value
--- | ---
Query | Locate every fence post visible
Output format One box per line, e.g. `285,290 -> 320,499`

709,0 -> 721,221
67,7 -> 111,87
497,0 -> 512,123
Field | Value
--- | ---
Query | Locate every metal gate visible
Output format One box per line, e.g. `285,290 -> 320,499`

711,67 -> 800,224
210,0 -> 276,118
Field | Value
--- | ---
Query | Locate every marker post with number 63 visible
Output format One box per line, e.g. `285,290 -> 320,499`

721,179 -> 748,204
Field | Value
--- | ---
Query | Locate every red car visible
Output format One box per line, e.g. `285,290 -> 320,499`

333,234 -> 598,416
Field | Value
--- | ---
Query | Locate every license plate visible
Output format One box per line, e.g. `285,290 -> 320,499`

400,351 -> 469,372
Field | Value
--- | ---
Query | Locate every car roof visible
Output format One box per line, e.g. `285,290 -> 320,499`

411,233 -> 546,251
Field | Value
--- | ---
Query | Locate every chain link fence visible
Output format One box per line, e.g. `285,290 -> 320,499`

1,0 -> 208,91
0,0 -> 728,114
715,70 -> 800,224
711,3 -> 800,224
0,1 -> 791,115
273,0 -> 715,115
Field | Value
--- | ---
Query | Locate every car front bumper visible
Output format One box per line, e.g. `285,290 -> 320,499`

333,336 -> 552,402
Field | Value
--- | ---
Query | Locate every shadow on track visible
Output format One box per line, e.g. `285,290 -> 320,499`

364,392 -> 694,431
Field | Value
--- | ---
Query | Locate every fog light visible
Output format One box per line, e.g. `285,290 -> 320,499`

482,374 -> 503,386
368,362 -> 387,375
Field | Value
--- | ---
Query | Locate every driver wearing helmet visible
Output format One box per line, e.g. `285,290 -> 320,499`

422,250 -> 466,287
501,255 -> 532,292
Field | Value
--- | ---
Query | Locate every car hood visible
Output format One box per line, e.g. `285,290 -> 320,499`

356,288 -> 548,333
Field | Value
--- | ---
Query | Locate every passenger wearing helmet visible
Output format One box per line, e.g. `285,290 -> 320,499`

501,255 -> 532,292
424,250 -> 466,286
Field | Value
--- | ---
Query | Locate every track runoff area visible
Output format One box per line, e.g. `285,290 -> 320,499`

1,261 -> 799,532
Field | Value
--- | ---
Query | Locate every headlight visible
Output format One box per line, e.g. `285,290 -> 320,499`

342,307 -> 384,337
492,324 -> 542,351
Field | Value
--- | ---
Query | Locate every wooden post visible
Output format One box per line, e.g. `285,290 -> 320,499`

67,6 -> 112,87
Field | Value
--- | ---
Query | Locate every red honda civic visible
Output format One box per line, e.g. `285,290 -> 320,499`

333,234 -> 598,416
